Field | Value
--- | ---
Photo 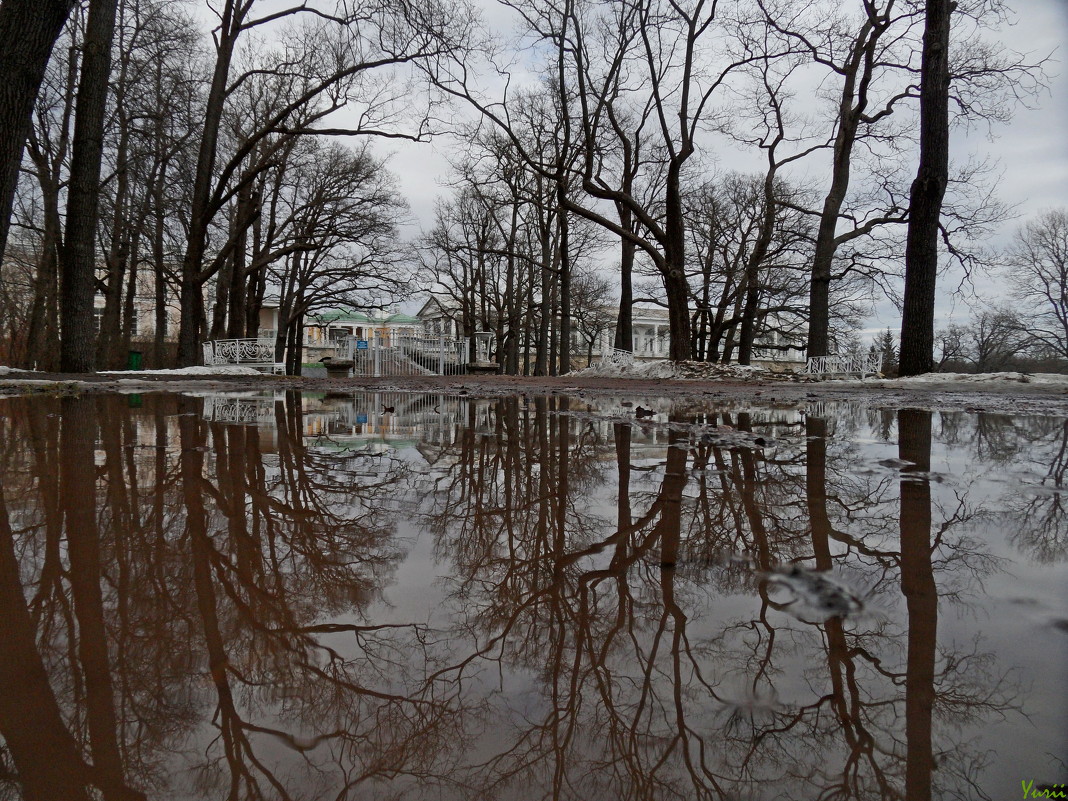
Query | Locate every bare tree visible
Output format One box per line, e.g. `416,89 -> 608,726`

174,0 -> 472,366
437,0 -> 770,361
266,140 -> 409,373
1005,209 -> 1068,359
60,0 -> 120,372
933,321 -> 968,370
686,172 -> 813,364
968,306 -> 1025,371
569,267 -> 614,365
0,0 -> 76,262
899,0 -> 951,376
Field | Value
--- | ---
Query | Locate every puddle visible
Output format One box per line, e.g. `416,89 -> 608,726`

0,391 -> 1065,800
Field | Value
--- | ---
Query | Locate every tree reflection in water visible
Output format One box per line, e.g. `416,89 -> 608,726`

0,392 -> 1060,800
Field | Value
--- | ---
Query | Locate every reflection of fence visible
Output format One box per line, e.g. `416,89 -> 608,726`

803,354 -> 882,377
343,333 -> 469,376
203,396 -> 279,424
600,347 -> 635,368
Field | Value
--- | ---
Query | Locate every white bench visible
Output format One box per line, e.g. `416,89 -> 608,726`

202,339 -> 285,374
803,354 -> 882,378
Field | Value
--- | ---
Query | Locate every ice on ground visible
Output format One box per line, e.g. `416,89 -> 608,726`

98,366 -> 265,376
573,359 -> 776,381
839,371 -> 1068,387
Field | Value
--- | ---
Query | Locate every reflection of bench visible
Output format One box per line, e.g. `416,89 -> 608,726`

203,339 -> 285,374
803,354 -> 881,378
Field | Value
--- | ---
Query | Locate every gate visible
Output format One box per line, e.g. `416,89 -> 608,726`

343,333 -> 470,376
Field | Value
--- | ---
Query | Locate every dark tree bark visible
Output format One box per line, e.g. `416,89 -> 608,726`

0,0 -> 75,260
176,0 -> 239,365
60,0 -> 119,372
899,0 -> 951,376
557,184 -> 571,374
800,7 -> 896,359
612,155 -> 637,353
614,209 -> 635,352
898,409 -> 936,801
0,487 -> 94,801
62,398 -> 145,801
736,170 -> 779,365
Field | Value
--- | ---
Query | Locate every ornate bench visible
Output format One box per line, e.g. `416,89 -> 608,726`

202,339 -> 285,374
803,354 -> 882,378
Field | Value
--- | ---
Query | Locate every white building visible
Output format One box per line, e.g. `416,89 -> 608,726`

415,296 -> 805,366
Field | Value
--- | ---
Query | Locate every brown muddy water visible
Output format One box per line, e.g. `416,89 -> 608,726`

0,390 -> 1065,801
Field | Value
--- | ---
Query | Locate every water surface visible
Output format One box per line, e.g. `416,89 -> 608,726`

0,391 -> 1064,800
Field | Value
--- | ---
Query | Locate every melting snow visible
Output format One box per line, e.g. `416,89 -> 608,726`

98,366 -> 265,376
573,359 -> 778,381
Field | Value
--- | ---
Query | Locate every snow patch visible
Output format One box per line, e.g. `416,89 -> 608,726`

0,366 -> 35,375
98,366 -> 265,376
573,360 -> 778,381
842,372 -> 1068,387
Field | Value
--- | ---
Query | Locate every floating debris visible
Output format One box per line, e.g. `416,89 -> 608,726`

878,457 -> 916,469
762,563 -> 866,622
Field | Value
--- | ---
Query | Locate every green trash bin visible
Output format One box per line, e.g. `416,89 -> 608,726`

126,350 -> 143,371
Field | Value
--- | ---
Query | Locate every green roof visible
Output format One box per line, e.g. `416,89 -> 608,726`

311,310 -> 421,325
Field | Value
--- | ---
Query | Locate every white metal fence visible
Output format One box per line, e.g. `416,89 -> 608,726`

599,347 -> 635,368
343,333 -> 470,376
803,354 -> 882,377
202,338 -> 285,373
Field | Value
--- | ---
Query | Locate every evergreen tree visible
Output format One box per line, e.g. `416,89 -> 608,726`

877,328 -> 899,376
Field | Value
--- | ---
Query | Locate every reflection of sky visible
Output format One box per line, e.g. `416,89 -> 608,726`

319,394 -> 1068,799
7,391 -> 1068,798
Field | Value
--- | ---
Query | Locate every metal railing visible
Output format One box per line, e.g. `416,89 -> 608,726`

342,333 -> 470,376
202,338 -> 285,374
600,347 -> 635,367
203,396 -> 280,424
803,354 -> 882,377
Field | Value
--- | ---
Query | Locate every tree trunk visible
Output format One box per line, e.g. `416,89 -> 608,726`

176,0 -> 239,365
535,198 -> 552,376
805,15 -> 883,359
898,409 -> 936,800
614,207 -> 635,353
152,172 -> 169,366
737,171 -> 778,365
736,283 -> 761,365
899,0 -> 951,376
663,164 -> 692,362
96,249 -> 127,369
120,232 -> 140,360
210,252 -> 232,341
0,0 -> 74,260
504,199 -> 520,374
97,104 -> 132,369
557,182 -> 571,374
60,0 -> 119,372
25,173 -> 64,370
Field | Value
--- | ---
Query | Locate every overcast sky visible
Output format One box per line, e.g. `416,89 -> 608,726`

366,0 -> 1068,339
191,0 -> 1067,337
